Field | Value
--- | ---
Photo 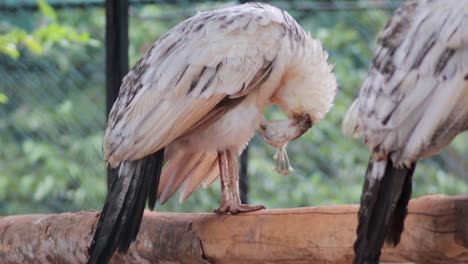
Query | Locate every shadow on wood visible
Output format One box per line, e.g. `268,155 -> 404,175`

0,195 -> 467,263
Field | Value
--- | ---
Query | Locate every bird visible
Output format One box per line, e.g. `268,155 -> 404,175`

87,2 -> 336,264
342,0 -> 468,263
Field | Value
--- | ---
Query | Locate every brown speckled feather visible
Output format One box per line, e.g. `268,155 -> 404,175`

344,0 -> 468,165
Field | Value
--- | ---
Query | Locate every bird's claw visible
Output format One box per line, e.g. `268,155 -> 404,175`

214,203 -> 265,215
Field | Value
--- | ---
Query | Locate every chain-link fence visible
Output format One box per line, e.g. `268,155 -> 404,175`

1,0 -> 466,215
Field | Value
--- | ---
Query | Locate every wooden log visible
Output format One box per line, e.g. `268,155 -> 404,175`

0,195 -> 467,264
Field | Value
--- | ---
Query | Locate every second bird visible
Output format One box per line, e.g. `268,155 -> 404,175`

343,0 -> 468,263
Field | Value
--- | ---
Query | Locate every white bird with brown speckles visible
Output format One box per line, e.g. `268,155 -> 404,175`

342,0 -> 468,263
87,2 -> 336,264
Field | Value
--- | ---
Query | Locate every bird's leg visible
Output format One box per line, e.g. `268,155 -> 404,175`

215,150 -> 232,212
258,113 -> 312,175
214,149 -> 265,215
226,149 -> 265,212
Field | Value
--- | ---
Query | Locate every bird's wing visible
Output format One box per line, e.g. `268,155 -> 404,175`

103,3 -> 292,167
344,0 -> 468,164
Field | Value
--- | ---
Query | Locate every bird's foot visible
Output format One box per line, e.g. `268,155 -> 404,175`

214,203 -> 265,215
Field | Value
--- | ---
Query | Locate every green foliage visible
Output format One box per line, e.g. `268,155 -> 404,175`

0,2 -> 105,214
0,93 -> 7,104
1,1 -> 466,215
37,0 -> 57,21
0,0 -> 98,59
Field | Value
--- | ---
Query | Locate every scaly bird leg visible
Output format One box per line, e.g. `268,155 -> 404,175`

214,149 -> 265,215
258,113 -> 312,175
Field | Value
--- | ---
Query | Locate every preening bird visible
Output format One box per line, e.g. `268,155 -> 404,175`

87,2 -> 336,264
342,0 -> 468,263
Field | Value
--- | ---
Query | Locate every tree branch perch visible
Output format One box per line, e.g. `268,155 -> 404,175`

1,195 -> 467,263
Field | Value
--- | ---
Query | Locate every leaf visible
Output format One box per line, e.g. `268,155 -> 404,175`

0,43 -> 19,58
58,100 -> 72,115
0,93 -> 8,104
19,176 -> 35,198
37,0 -> 57,22
34,176 -> 55,201
22,35 -> 43,55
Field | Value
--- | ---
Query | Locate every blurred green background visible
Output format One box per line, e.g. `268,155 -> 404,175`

0,0 -> 466,215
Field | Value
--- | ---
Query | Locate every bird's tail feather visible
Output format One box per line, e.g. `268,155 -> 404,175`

87,149 -> 164,264
353,158 -> 415,264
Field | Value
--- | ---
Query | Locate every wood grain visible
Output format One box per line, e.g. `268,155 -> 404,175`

0,195 -> 467,264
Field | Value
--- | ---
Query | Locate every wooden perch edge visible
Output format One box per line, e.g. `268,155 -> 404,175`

1,195 -> 468,264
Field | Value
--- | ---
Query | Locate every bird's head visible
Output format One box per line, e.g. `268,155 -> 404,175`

272,37 -> 337,126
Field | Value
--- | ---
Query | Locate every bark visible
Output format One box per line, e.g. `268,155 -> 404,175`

0,195 -> 467,264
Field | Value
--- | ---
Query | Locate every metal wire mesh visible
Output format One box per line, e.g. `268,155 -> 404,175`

0,2 -> 106,213
1,0 -> 466,215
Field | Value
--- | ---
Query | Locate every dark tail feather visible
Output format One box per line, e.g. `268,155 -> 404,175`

386,163 -> 413,246
353,158 -> 416,264
147,150 -> 164,210
87,149 -> 164,264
